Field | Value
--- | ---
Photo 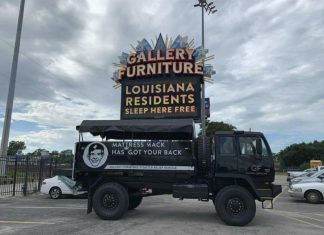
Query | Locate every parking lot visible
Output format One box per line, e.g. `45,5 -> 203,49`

0,175 -> 323,235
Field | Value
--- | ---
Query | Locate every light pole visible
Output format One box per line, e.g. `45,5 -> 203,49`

194,1 -> 216,140
0,0 -> 25,175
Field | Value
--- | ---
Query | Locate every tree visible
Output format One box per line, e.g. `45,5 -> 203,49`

47,150 -> 73,164
50,151 -> 59,158
205,120 -> 237,137
57,153 -> 73,164
7,140 -> 26,156
278,140 -> 324,168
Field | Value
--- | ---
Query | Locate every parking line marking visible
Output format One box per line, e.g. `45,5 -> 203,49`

0,221 -> 56,225
276,211 -> 324,223
295,213 -> 324,223
267,210 -> 324,230
1,206 -> 86,210
314,213 -> 324,218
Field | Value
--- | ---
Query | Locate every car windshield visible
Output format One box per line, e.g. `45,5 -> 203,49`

306,172 -> 315,177
312,169 -> 324,178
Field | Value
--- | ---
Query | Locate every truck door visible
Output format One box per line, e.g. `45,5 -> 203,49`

237,136 -> 260,174
215,135 -> 237,172
237,135 -> 271,176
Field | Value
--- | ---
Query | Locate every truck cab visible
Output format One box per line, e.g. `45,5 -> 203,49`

214,131 -> 273,176
211,131 -> 280,202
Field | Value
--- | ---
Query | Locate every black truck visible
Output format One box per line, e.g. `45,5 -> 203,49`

73,119 -> 281,226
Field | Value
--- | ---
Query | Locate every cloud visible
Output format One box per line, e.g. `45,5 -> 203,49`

13,127 -> 75,152
205,0 -> 324,146
0,0 -> 324,153
12,96 -> 118,127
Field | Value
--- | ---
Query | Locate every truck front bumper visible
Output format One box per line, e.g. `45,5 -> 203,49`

272,184 -> 282,198
257,184 -> 282,201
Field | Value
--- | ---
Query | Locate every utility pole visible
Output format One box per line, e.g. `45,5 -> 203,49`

201,2 -> 205,137
0,0 -> 25,176
194,0 -> 217,136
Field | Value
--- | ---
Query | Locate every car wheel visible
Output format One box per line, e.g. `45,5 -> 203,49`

49,187 -> 62,199
215,186 -> 256,226
93,183 -> 129,220
305,190 -> 322,204
128,194 -> 143,210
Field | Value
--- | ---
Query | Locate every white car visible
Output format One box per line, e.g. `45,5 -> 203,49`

41,175 -> 86,199
290,169 -> 324,186
287,168 -> 314,181
288,180 -> 324,203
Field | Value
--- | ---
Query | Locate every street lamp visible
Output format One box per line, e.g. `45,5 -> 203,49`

194,0 -> 217,138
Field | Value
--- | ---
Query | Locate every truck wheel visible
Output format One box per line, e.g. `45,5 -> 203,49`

215,186 -> 256,226
128,195 -> 143,210
197,136 -> 211,171
305,190 -> 322,204
93,183 -> 129,220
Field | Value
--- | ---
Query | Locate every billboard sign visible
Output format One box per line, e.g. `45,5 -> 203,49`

77,141 -> 194,171
111,34 -> 215,120
121,77 -> 201,119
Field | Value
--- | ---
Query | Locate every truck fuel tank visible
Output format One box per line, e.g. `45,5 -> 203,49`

173,183 -> 209,200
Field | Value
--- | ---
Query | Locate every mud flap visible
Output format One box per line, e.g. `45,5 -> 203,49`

87,177 -> 103,214
261,184 -> 281,209
87,191 -> 93,214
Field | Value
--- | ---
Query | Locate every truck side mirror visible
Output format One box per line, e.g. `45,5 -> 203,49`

256,139 -> 262,155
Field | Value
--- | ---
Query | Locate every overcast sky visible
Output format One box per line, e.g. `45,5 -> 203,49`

0,0 -> 323,153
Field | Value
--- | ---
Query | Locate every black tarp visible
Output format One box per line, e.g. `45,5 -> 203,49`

76,119 -> 195,140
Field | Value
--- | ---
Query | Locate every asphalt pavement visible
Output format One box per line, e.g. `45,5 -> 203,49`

0,175 -> 323,235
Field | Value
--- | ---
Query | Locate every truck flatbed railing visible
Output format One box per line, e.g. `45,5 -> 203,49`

76,119 -> 195,140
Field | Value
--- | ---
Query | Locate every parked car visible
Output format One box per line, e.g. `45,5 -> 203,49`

41,175 -> 86,199
287,168 -> 311,182
288,177 -> 324,203
287,166 -> 324,182
289,170 -> 321,186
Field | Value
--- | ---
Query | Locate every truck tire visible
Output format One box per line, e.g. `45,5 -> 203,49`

128,195 -> 143,210
215,185 -> 256,226
93,182 -> 129,220
197,136 -> 211,171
